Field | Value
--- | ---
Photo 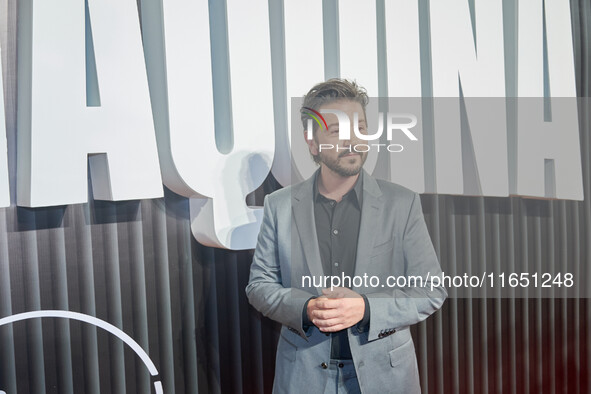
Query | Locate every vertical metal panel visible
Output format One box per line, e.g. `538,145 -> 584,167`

491,201 -> 503,393
416,195 -> 431,393
126,201 -> 151,394
224,252 -> 244,394
462,207 -> 475,394
72,204 -> 101,394
20,211 -> 46,394
99,204 -> 126,394
151,199 -> 176,393
548,201 -> 556,394
416,318 -> 429,393
447,197 -> 459,394
0,210 -> 16,394
571,204 -> 581,394
559,201 -> 568,394
520,201 -> 530,394
534,213 -> 543,392
171,195 -> 199,394
202,246 -> 222,394
247,305 -> 265,394
421,194 -> 443,394
507,198 -> 517,394
48,220 -> 74,394
436,197 -> 445,394
477,198 -> 488,393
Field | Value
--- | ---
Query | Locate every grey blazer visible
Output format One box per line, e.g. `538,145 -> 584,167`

246,169 -> 447,394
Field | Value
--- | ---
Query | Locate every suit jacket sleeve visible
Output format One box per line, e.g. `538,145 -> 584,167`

365,192 -> 447,341
245,194 -> 316,339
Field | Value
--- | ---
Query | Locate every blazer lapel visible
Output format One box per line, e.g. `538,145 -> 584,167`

292,171 -> 323,295
353,170 -> 384,289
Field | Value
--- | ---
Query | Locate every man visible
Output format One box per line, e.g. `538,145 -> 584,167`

246,79 -> 446,393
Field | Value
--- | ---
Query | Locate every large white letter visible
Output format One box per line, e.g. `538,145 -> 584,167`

338,0 -> 379,96
282,0 -> 325,185
16,0 -> 162,207
430,0 -> 508,196
142,0 -> 275,249
384,0 -> 425,193
0,45 -> 8,207
191,0 -> 275,249
515,0 -> 583,200
338,0 -> 379,174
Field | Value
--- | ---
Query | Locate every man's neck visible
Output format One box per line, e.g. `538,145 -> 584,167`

317,166 -> 360,202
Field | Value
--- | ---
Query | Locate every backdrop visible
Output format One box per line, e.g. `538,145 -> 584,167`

1,0 -> 590,393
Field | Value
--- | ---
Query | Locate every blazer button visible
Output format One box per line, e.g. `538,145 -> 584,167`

321,362 -> 328,369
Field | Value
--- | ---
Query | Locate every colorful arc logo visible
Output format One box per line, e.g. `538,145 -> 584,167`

303,107 -> 328,131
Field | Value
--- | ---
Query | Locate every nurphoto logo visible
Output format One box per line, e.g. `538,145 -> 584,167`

303,107 -> 418,153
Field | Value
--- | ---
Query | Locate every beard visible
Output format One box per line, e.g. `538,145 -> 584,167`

316,149 -> 368,177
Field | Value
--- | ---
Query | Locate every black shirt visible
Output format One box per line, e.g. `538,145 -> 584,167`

302,170 -> 369,359
314,171 -> 363,284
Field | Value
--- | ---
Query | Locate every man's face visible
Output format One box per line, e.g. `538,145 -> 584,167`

306,99 -> 368,177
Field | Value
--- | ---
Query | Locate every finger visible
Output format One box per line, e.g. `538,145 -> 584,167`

313,316 -> 342,328
334,288 -> 359,298
318,323 -> 346,332
312,309 -> 340,320
326,292 -> 345,299
314,298 -> 341,310
322,287 -> 346,298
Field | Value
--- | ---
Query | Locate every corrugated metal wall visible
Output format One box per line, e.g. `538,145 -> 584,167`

1,0 -> 590,393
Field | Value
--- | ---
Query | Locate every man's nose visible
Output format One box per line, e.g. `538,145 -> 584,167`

340,126 -> 355,145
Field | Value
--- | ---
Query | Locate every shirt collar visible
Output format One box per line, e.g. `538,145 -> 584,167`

313,169 -> 364,208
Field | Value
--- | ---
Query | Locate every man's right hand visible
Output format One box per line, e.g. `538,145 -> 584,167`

307,288 -> 365,332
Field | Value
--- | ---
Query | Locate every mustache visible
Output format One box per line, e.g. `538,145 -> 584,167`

338,151 -> 362,158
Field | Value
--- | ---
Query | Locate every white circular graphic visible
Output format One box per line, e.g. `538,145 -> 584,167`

0,310 -> 163,394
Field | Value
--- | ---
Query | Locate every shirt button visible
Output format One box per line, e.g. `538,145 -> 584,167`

334,262 -> 339,267
330,201 -> 335,206
333,229 -> 339,235
321,362 -> 328,369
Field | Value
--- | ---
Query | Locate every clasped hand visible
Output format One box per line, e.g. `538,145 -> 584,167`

307,287 -> 365,332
